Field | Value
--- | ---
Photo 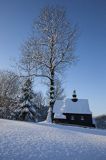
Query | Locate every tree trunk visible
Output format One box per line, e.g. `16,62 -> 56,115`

46,70 -> 55,123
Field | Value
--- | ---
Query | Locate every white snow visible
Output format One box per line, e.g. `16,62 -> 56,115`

53,100 -> 64,113
63,98 -> 92,114
0,119 -> 106,160
54,113 -> 66,119
53,98 -> 92,117
53,100 -> 66,119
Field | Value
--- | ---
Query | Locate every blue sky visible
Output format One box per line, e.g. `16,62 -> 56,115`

0,0 -> 106,116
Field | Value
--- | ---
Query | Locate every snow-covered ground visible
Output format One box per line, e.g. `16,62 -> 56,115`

0,119 -> 106,160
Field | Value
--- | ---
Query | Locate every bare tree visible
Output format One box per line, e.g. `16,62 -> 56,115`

0,70 -> 19,103
0,70 -> 20,118
20,6 -> 77,122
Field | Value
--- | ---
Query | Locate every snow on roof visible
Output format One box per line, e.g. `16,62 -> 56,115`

54,113 -> 66,119
63,99 -> 92,114
53,100 -> 66,119
53,100 -> 64,113
53,98 -> 92,115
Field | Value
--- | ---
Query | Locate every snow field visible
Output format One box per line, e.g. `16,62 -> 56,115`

0,119 -> 106,160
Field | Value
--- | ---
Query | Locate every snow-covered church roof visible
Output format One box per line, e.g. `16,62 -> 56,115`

53,91 -> 92,119
53,98 -> 91,114
53,100 -> 66,119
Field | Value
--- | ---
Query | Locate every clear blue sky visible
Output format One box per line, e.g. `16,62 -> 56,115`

0,0 -> 106,116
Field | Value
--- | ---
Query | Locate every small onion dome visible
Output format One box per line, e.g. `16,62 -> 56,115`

72,90 -> 78,102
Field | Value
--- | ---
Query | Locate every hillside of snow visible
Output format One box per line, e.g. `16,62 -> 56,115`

0,119 -> 106,160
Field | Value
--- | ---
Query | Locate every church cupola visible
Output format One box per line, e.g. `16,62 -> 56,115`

72,90 -> 78,102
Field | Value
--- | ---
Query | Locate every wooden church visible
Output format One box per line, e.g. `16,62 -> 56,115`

53,90 -> 95,127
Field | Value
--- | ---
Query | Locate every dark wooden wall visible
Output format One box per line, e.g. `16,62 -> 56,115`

53,113 -> 94,127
